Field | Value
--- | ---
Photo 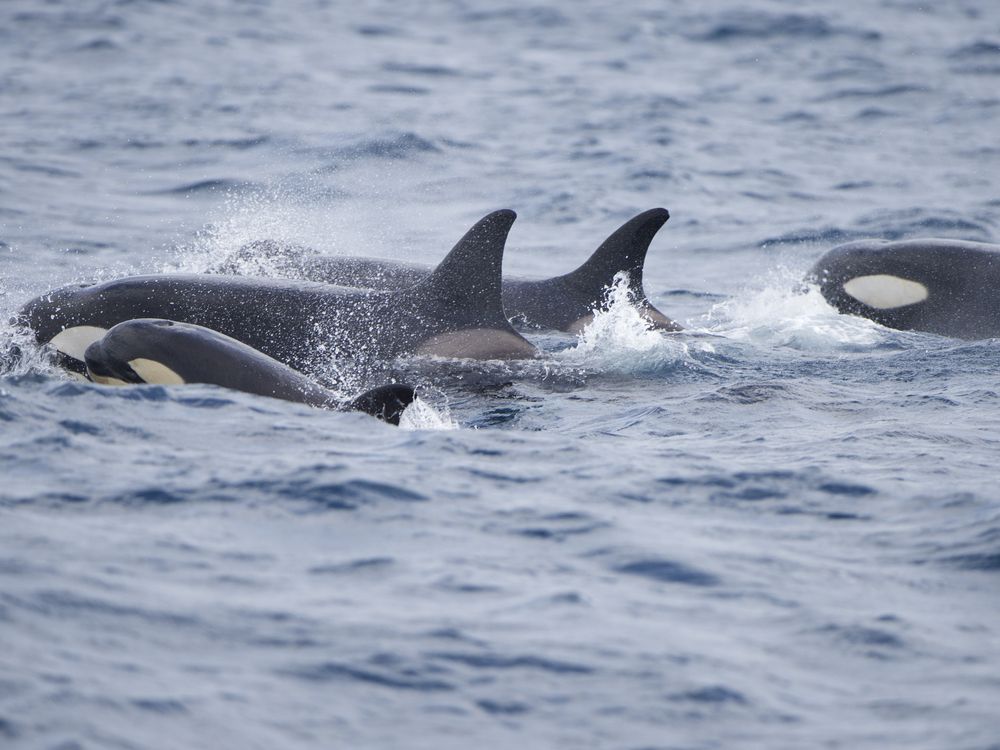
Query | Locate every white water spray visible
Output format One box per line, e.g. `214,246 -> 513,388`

697,266 -> 886,351
558,272 -> 692,374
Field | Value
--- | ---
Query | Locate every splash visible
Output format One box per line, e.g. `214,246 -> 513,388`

162,172 -> 437,278
398,396 -> 457,431
161,176 -> 388,276
164,186 -> 317,274
698,265 -> 886,351
0,323 -> 58,379
557,272 -> 692,374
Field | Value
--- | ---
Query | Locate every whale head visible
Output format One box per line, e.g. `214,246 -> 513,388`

809,238 -> 1000,339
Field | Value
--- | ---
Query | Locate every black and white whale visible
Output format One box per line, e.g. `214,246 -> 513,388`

19,210 -> 538,376
83,319 -> 415,424
215,208 -> 680,334
809,238 -> 1000,339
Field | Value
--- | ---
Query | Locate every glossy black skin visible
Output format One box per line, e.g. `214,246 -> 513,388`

218,209 -> 681,333
19,210 -> 538,371
83,319 -> 415,424
809,238 -> 1000,339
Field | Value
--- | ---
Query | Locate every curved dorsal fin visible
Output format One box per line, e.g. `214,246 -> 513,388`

411,209 -> 537,358
416,209 -> 517,326
562,208 -> 669,293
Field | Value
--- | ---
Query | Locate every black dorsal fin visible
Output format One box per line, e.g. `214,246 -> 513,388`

411,209 -> 537,358
562,208 -> 669,294
416,209 -> 517,327
348,384 -> 416,425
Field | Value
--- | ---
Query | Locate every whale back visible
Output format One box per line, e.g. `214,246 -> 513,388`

20,274 -> 343,374
83,318 -> 337,406
220,209 -> 680,334
503,208 -> 680,332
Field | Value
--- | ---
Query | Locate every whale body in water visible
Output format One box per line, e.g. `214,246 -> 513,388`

215,209 -> 680,334
19,210 -> 538,377
809,238 -> 1000,339
83,318 -> 415,424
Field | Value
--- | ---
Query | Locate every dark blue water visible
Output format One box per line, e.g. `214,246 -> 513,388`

2,1 -> 1000,748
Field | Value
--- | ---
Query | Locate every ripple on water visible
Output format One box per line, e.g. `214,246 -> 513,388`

686,11 -> 880,43
656,469 -> 877,509
308,557 -> 396,575
280,660 -> 455,692
427,651 -> 594,675
236,477 -> 428,510
812,621 -> 909,661
613,558 -> 720,587
325,132 -> 441,163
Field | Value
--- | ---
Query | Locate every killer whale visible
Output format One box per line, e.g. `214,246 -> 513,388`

84,319 -> 415,424
809,238 -> 1000,339
215,208 -> 680,334
19,210 -> 538,376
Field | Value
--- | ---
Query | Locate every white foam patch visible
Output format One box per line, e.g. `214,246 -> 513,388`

165,189 -> 320,275
697,266 -> 885,351
398,397 -> 457,431
557,272 -> 692,373
1,324 -> 63,378
50,326 -> 107,361
843,274 -> 928,309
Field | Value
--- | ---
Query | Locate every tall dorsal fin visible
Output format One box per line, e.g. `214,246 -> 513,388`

562,208 -> 669,293
411,209 -> 537,358
416,209 -> 517,325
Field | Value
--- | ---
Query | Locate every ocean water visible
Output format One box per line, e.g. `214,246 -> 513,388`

2,1 -> 1000,748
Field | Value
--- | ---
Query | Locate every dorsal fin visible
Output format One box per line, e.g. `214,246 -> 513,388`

562,208 -> 669,293
348,384 -> 416,425
421,208 -> 517,312
411,209 -> 537,358
416,209 -> 516,326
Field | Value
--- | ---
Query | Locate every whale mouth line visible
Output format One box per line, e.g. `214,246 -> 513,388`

842,274 -> 929,309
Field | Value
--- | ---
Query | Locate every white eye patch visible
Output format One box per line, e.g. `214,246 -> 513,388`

128,358 -> 186,385
50,326 -> 108,361
842,275 -> 929,309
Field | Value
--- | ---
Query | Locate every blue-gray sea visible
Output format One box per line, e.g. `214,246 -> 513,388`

2,1 -> 999,748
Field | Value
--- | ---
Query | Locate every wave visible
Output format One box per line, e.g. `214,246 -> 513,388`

143,178 -> 260,196
557,273 -> 696,376
686,11 -> 880,43
697,266 -> 888,352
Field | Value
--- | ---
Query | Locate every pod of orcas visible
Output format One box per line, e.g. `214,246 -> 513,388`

809,238 -> 1000,340
213,207 -> 680,335
17,208 -> 679,424
17,206 -> 1000,425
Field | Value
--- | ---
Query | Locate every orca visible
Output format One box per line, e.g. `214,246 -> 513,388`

83,319 -> 414,424
19,210 -> 538,376
809,238 -> 1000,339
214,208 -> 681,334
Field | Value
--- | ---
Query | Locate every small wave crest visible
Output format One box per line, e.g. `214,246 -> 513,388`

697,266 -> 886,351
0,323 -> 57,379
399,394 -> 457,431
557,273 -> 694,375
